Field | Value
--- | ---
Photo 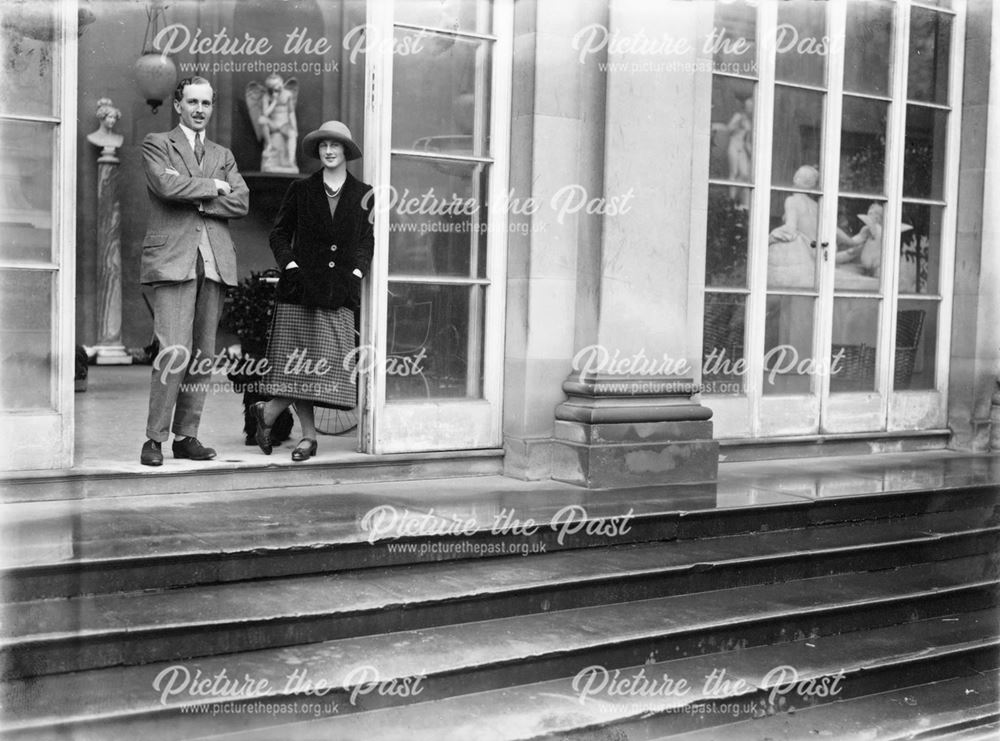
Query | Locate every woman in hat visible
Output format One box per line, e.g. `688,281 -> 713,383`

252,121 -> 374,460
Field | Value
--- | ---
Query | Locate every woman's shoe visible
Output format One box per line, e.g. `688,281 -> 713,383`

251,401 -> 273,455
291,438 -> 317,461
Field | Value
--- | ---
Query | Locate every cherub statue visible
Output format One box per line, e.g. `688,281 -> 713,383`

246,73 -> 299,173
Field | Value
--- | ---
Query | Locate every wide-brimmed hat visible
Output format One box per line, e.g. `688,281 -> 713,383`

302,120 -> 362,160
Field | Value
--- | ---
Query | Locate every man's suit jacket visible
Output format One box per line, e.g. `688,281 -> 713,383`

139,126 -> 249,286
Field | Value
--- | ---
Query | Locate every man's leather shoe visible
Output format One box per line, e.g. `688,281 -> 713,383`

251,401 -> 273,455
172,437 -> 217,460
141,439 -> 163,466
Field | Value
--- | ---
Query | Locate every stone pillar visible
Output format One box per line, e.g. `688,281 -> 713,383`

950,2 -> 998,449
550,0 -> 718,487
88,99 -> 131,365
502,0 -> 609,479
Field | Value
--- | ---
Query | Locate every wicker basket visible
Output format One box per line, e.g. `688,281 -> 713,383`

830,343 -> 876,391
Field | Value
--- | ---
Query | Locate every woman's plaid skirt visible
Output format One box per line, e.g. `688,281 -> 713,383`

260,302 -> 357,409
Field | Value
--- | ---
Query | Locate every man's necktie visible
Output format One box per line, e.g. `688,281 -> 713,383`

194,136 -> 205,165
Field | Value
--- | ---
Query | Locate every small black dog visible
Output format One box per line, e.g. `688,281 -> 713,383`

228,367 -> 294,446
241,391 -> 294,446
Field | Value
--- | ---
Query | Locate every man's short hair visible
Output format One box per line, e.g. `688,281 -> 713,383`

174,77 -> 216,104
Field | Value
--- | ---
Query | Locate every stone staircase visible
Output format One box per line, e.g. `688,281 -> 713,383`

1,471 -> 998,740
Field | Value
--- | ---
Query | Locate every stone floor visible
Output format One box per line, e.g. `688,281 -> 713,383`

74,364 -> 359,472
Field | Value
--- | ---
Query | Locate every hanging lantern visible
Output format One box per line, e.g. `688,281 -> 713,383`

134,1 -> 176,113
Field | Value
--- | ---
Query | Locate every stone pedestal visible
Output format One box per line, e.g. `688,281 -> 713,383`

93,148 -> 130,365
552,374 -> 718,488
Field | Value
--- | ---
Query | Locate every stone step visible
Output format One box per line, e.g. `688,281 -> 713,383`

1,597 -> 994,740
171,617 -> 997,741
3,481 -> 997,601
0,450 -> 504,503
663,670 -> 1000,741
3,505 -> 996,679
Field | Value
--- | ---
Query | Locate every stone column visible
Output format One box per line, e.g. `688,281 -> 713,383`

550,0 -> 718,487
88,100 -> 131,365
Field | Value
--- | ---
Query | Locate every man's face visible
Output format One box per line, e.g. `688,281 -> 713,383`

174,82 -> 214,132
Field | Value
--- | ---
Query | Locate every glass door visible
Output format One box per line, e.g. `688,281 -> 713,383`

702,0 -> 963,440
361,0 -> 512,453
0,2 -> 77,470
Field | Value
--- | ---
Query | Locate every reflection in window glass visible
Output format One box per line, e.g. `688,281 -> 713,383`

763,294 -> 814,395
711,0 -> 756,75
703,293 -> 746,395
830,297 -> 880,393
835,197 -> 885,292
386,282 -> 484,400
908,7 -> 952,104
903,106 -> 948,201
899,203 -> 943,296
895,300 -> 934,390
710,77 -> 754,190
774,0 -> 827,87
0,2 -> 59,118
839,96 -> 889,195
771,86 -> 823,189
767,184 -> 819,290
0,270 -> 52,409
393,0 -> 492,35
391,30 -> 491,158
843,0 -> 893,96
387,156 -> 488,279
0,120 -> 54,263
706,186 -> 750,288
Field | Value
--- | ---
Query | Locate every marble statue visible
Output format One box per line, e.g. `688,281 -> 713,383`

246,73 -> 299,173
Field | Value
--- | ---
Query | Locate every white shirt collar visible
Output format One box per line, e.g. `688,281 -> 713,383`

178,123 -> 204,149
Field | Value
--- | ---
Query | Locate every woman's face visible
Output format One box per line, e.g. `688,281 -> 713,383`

319,140 -> 345,169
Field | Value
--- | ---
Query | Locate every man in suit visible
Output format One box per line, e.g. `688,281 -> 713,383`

140,77 -> 249,466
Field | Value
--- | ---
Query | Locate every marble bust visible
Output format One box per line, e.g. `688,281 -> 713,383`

87,98 -> 124,156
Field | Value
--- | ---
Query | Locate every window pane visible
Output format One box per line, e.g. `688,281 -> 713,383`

386,156 -> 488,279
386,282 -> 484,400
771,87 -> 824,188
0,270 -> 52,409
394,0 -> 492,35
706,185 -> 750,288
763,294 -> 814,395
0,2 -> 59,117
767,185 -> 820,290
391,29 -> 491,158
710,77 -> 754,186
835,197 -> 885,292
895,300 -> 935,390
775,0 -> 827,87
899,203 -> 944,296
703,292 -> 746,395
0,120 -> 54,263
839,96 -> 889,195
903,106 -> 948,200
908,7 -> 951,104
830,297 -> 880,393
712,0 -> 757,75
844,0 -> 893,96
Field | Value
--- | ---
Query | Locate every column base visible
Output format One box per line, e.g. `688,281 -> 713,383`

93,345 -> 132,365
551,374 -> 718,488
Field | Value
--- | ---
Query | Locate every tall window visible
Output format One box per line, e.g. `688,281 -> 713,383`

703,0 -> 757,396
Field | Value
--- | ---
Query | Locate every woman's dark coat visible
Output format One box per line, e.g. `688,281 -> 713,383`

269,169 -> 374,311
